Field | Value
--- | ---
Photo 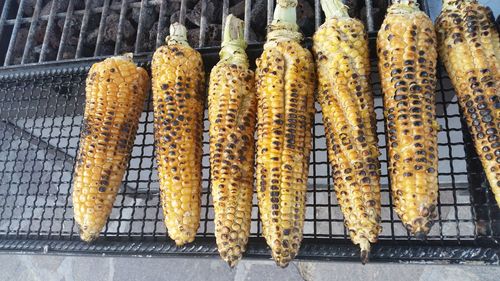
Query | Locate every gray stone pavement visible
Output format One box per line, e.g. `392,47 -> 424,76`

0,254 -> 499,281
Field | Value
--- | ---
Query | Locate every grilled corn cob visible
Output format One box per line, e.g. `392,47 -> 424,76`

436,0 -> 500,206
208,15 -> 256,267
152,23 -> 205,245
377,0 -> 439,238
255,0 -> 316,267
73,54 -> 149,242
313,0 -> 381,263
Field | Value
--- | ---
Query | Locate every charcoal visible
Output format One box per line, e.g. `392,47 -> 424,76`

186,0 -> 222,26
204,24 -> 222,46
90,0 -> 105,8
56,17 -> 82,46
83,29 -> 99,47
297,0 -> 314,37
229,1 -> 245,17
99,43 -> 115,56
12,27 -> 29,59
155,0 -> 181,17
187,28 -> 200,47
60,44 -> 77,60
131,4 -> 157,31
18,0 -> 38,17
360,6 -> 384,30
247,27 -> 262,44
33,22 -> 61,50
345,0 -> 361,18
170,11 -> 180,24
250,0 -> 267,36
105,13 -> 136,42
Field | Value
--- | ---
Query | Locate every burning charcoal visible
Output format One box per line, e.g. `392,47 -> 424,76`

297,0 -> 314,37
186,0 -> 222,26
131,4 -> 157,31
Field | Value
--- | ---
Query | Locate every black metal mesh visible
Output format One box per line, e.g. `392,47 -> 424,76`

0,54 -> 498,255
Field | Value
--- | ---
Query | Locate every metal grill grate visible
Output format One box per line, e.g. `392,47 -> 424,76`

0,0 -> 400,66
0,0 -> 498,264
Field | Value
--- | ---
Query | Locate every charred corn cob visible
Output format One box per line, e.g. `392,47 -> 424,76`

152,23 -> 205,245
208,15 -> 256,267
313,0 -> 381,263
73,54 -> 149,242
377,0 -> 439,238
255,0 -> 316,267
436,0 -> 500,206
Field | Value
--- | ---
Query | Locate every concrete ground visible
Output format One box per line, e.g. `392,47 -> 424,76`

0,254 -> 499,281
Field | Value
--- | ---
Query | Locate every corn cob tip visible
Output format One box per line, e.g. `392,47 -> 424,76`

388,0 -> 420,13
166,22 -> 189,46
414,231 -> 427,241
78,227 -> 99,243
266,0 -> 302,46
220,14 -> 248,66
225,259 -> 239,269
320,0 -> 349,18
359,238 -> 371,264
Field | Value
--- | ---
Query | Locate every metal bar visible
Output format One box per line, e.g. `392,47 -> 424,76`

198,0 -> 207,48
56,0 -> 75,61
20,0 -> 43,64
155,0 -> 168,48
267,0 -> 273,24
114,0 -> 129,55
221,0 -> 229,39
94,0 -> 111,56
0,0 -> 13,45
4,0 -> 26,66
134,0 -> 147,54
244,0 -> 251,41
179,0 -> 187,25
365,0 -> 374,32
0,238 -> 498,264
75,0 -> 92,58
39,0 -> 59,62
314,0 -> 321,30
